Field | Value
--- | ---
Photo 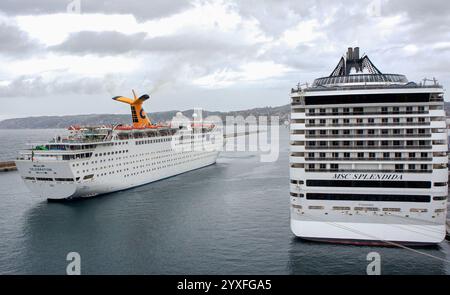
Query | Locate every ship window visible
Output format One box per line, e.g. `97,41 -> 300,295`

395,164 -> 404,171
383,208 -> 401,212
83,174 -> 94,180
355,207 -> 379,212
55,178 -> 74,182
410,208 -> 427,213
307,193 -> 430,203
333,207 -> 351,210
306,180 -> 431,189
433,196 -> 447,201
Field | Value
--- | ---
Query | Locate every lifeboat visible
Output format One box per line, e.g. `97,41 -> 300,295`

68,125 -> 81,131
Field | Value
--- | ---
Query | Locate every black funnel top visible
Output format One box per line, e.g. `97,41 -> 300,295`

330,47 -> 383,77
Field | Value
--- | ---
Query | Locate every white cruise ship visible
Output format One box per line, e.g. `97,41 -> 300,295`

16,91 -> 222,200
290,47 -> 448,245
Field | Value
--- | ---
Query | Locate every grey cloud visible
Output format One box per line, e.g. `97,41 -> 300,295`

50,30 -> 260,56
0,22 -> 42,56
48,28 -> 268,94
50,31 -> 148,55
0,75 -> 109,97
0,0 -> 193,21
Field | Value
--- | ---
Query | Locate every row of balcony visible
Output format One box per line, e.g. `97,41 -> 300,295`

304,145 -> 432,150
303,169 -> 433,173
303,111 -> 428,117
302,157 -> 433,162
304,133 -> 432,139
305,122 -> 430,128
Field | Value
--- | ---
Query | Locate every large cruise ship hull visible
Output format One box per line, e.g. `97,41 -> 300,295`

291,219 -> 446,246
16,152 -> 218,200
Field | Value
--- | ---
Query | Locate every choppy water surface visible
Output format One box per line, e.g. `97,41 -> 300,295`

0,128 -> 449,274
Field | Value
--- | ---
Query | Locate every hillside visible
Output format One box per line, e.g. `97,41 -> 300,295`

0,105 -> 291,129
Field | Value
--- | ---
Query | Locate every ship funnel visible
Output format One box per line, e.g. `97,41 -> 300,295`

353,47 -> 360,60
347,47 -> 353,60
112,90 -> 152,128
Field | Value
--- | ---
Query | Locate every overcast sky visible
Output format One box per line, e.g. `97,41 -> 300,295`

0,0 -> 449,120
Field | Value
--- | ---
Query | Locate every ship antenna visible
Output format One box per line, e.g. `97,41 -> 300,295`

132,89 -> 137,100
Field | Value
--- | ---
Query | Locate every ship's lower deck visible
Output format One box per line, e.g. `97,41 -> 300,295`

291,212 -> 446,245
17,151 -> 218,200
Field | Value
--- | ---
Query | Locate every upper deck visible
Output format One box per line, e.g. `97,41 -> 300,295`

291,47 -> 444,97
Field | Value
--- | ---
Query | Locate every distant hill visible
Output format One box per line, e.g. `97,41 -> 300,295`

0,105 -> 291,129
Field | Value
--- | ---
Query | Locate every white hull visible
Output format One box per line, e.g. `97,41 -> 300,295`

16,129 -> 221,200
17,153 -> 218,200
291,218 -> 446,245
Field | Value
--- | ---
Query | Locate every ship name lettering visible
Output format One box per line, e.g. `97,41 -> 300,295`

333,173 -> 403,181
